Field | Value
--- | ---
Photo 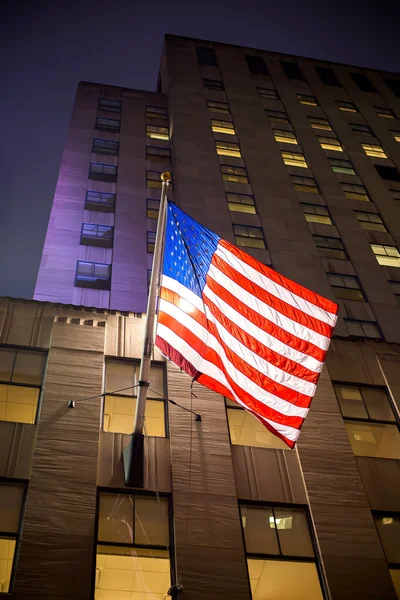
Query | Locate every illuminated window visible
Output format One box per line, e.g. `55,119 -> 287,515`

96,117 -> 120,132
327,273 -> 365,301
371,244 -> 400,268
355,211 -> 387,232
373,512 -> 400,597
146,146 -> 171,161
76,261 -> 111,290
329,158 -> 355,175
361,143 -> 387,158
313,235 -> 346,259
104,359 -> 166,436
334,384 -> 399,458
337,100 -> 358,113
391,130 -> 400,142
98,98 -> 122,113
233,225 -> 265,249
0,347 -> 46,425
258,87 -> 278,99
85,191 -> 116,212
245,55 -> 269,75
344,319 -> 382,339
145,106 -> 168,120
207,100 -> 230,114
351,123 -> 372,134
273,129 -> 298,144
375,106 -> 396,119
318,136 -> 343,152
147,199 -> 160,219
211,119 -> 236,135
301,203 -> 332,225
291,175 -> 319,194
297,94 -> 318,106
266,109 -> 289,123
240,503 -> 324,600
350,73 -> 377,93
221,165 -> 248,184
145,125 -> 169,141
316,66 -> 342,87
226,398 -> 287,449
203,78 -> 224,91
147,170 -> 172,189
89,163 -> 117,181
341,183 -> 370,201
0,481 -> 26,593
226,193 -> 256,214
281,151 -> 307,168
215,140 -> 241,157
375,165 -> 400,182
280,60 -> 305,81
196,46 -> 217,66
81,223 -> 113,248
95,492 -> 171,600
147,231 -> 156,253
308,117 -> 332,131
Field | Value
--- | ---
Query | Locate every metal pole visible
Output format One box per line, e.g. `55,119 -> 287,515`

134,171 -> 171,435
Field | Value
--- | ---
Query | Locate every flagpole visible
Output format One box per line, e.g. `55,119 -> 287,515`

123,171 -> 171,487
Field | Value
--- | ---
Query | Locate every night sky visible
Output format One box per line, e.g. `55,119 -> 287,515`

1,0 -> 399,299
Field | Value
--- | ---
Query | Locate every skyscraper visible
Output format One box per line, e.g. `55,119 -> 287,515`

1,34 -> 400,598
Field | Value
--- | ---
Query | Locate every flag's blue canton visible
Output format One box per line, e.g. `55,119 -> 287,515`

163,202 -> 220,298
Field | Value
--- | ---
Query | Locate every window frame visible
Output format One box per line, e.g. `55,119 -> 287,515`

145,124 -> 169,141
297,94 -> 318,106
80,223 -> 114,248
85,191 -> 116,213
354,211 -> 387,232
343,319 -> 383,339
327,273 -> 366,301
372,510 -> 400,570
334,383 -> 398,427
211,119 -> 236,135
313,235 -> 347,260
233,224 -> 266,249
301,203 -> 332,225
75,260 -> 112,290
146,146 -> 172,161
375,106 -> 396,119
145,105 -> 168,120
226,192 -> 256,214
308,117 -> 332,131
336,100 -> 358,113
221,164 -> 249,184
98,98 -> 122,113
281,150 -> 308,168
257,87 -> 278,99
266,109 -> 290,124
371,243 -> 400,267
329,157 -> 355,175
95,116 -> 120,132
203,78 -> 225,91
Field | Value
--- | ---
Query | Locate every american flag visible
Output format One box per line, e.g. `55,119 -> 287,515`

155,202 -> 338,448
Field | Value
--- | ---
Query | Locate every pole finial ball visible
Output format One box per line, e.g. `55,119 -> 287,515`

161,171 -> 172,182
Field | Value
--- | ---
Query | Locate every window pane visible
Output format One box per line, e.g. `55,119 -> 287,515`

0,384 -> 40,424
374,515 -> 400,564
227,408 -> 288,450
345,421 -> 400,459
0,349 -> 15,382
12,351 -> 45,385
105,361 -> 135,395
241,505 -> 279,555
98,493 -> 134,544
0,483 -> 24,533
247,559 -> 323,600
134,496 -> 169,547
149,364 -> 165,398
362,388 -> 396,422
334,385 -> 368,419
274,508 -> 314,557
0,538 -> 16,593
103,396 -> 165,436
95,546 -> 170,598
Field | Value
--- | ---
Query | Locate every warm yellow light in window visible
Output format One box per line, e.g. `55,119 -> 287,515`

216,146 -> 241,157
0,384 -> 39,424
228,202 -> 256,214
304,214 -> 332,225
362,144 -> 387,158
274,133 -> 298,144
147,132 -> 169,140
293,183 -> 319,194
281,152 -> 308,168
339,106 -> 357,113
212,125 -> 236,135
319,140 -> 343,152
344,192 -> 370,201
393,134 -> 400,142
103,396 -> 165,436
0,538 -> 16,593
309,121 -> 332,131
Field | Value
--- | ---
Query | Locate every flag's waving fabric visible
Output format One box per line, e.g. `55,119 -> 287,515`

155,202 -> 338,448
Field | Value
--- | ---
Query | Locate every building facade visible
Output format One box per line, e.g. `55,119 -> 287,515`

1,34 -> 399,598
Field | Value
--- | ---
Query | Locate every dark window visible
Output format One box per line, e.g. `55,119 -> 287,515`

240,503 -> 324,599
95,491 -> 172,597
291,175 -> 319,194
308,117 -> 332,131
147,198 -> 160,219
0,480 -> 27,592
355,211 -> 387,232
89,163 -> 117,182
350,123 -> 372,134
375,106 -> 396,119
146,146 -> 171,161
196,46 -> 217,66
337,100 -> 358,113
0,347 -> 46,425
245,55 -> 269,75
281,60 -> 305,81
203,78 -> 225,91
96,117 -> 120,132
334,384 -> 399,457
207,100 -> 230,114
226,193 -> 256,214
98,98 -> 122,113
104,358 -> 167,435
75,261 -> 111,290
383,78 -> 400,98
233,225 -> 265,249
313,235 -> 346,259
301,203 -> 332,225
257,87 -> 278,99
316,66 -> 342,87
145,105 -> 168,120
147,170 -> 173,189
373,511 -> 400,594
297,94 -> 318,106
147,231 -> 156,253
266,109 -> 289,123
329,158 -> 355,175
327,273 -> 365,301
85,191 -> 116,213
341,183 -> 370,201
221,165 -> 248,184
375,165 -> 400,182
80,223 -> 114,248
344,319 -> 382,340
350,73 -> 377,93
92,138 -> 119,155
